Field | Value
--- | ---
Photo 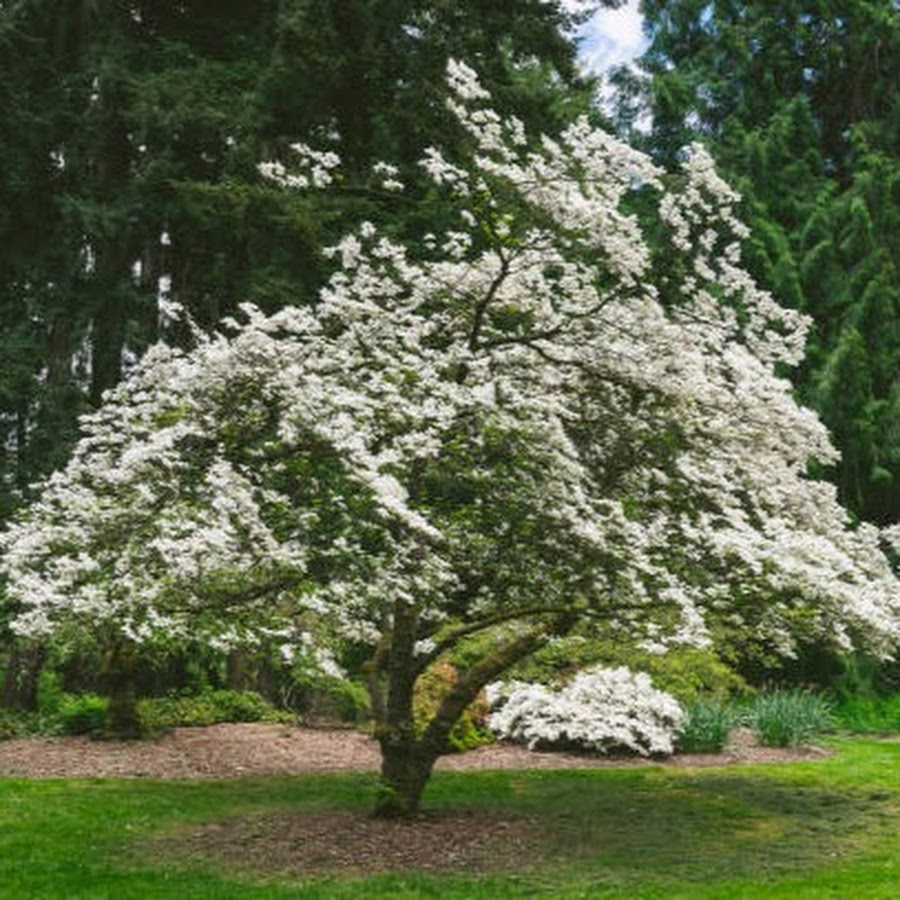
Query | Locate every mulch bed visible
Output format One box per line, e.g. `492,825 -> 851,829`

156,808 -> 548,876
0,723 -> 831,780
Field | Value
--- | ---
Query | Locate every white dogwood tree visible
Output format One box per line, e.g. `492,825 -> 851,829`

2,61 -> 899,814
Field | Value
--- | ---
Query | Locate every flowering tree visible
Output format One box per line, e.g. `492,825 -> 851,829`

2,62 -> 899,814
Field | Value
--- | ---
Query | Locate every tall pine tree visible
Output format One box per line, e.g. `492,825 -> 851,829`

622,0 -> 900,523
0,0 -> 601,521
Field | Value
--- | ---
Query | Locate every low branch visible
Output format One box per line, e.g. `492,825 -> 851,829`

419,609 -> 578,755
413,603 -> 578,675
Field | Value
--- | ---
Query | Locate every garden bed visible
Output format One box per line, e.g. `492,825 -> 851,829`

0,723 -> 830,780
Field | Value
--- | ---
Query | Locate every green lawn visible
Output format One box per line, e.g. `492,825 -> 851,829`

1,738 -> 898,898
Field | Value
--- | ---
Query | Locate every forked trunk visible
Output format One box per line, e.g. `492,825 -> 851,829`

370,608 -> 576,817
375,732 -> 438,818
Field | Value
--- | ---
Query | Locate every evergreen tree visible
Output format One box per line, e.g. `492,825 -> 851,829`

0,0 -> 599,522
623,0 -> 900,523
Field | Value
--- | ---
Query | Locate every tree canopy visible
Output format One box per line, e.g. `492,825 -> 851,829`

0,0 -> 600,521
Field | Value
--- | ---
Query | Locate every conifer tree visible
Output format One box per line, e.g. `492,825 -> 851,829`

622,0 -> 900,523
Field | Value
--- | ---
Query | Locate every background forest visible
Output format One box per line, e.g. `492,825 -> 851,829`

0,0 -> 898,722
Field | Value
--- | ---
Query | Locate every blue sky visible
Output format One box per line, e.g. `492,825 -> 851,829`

575,0 -> 647,74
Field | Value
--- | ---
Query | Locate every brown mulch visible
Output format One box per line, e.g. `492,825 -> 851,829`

1,724 -> 833,877
0,723 -> 830,780
159,808 -> 548,876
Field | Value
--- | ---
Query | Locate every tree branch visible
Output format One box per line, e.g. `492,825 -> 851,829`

419,609 -> 578,755
468,249 -> 510,352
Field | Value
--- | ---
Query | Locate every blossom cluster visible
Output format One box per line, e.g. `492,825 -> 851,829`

487,667 -> 686,756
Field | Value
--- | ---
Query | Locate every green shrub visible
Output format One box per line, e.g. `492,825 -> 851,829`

0,707 -> 68,740
505,636 -> 745,703
746,690 -> 833,747
138,689 -> 289,731
36,670 -> 66,716
282,673 -> 370,723
203,690 -> 275,722
414,661 -> 493,752
832,695 -> 900,733
676,698 -> 736,752
0,711 -> 28,741
58,693 -> 109,735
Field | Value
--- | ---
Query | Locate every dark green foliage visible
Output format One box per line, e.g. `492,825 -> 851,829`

624,0 -> 900,525
281,671 -> 370,724
677,698 -> 737,752
0,1 -> 596,523
832,695 -> 900,733
0,708 -> 56,740
1,687 -> 289,738
137,689 -> 289,731
58,692 -> 109,735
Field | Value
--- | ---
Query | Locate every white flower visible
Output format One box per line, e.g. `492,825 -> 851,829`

3,60 -> 898,671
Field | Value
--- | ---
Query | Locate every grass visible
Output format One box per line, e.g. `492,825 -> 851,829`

1,738 -> 898,897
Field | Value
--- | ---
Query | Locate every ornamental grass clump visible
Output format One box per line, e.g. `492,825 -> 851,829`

488,666 -> 685,756
748,690 -> 833,747
676,698 -> 736,752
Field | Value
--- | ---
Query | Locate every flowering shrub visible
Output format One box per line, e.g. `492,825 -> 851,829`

488,667 -> 685,756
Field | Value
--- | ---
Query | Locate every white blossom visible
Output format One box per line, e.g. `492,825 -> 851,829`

488,667 -> 686,756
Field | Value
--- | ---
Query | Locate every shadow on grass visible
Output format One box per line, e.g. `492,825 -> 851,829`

418,763 -> 897,887
134,762 -> 899,893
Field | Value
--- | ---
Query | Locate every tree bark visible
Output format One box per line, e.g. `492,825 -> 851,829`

375,736 -> 439,818
1,643 -> 44,711
372,608 -> 578,817
373,599 -> 434,817
104,643 -> 142,739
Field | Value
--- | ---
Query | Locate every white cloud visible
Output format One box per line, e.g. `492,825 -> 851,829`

576,0 -> 646,74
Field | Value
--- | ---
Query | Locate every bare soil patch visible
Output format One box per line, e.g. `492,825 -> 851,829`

0,723 -> 830,780
159,808 -> 547,876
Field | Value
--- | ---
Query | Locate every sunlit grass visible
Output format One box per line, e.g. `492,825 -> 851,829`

0,738 -> 898,898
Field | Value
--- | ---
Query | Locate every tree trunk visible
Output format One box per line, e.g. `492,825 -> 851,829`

375,733 -> 438,817
104,643 -> 141,739
372,610 -> 578,816
1,643 -> 44,711
226,649 -> 254,691
373,598 -> 433,817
